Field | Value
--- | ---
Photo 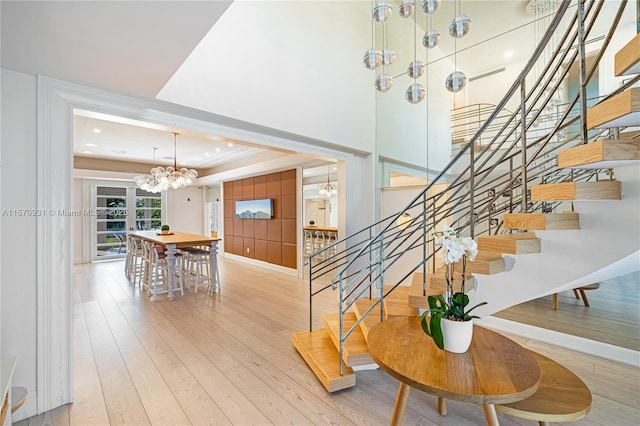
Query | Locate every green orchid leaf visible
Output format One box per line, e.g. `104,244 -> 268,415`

430,314 -> 444,349
420,311 -> 432,336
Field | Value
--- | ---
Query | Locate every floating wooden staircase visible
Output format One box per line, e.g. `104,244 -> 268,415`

503,212 -> 580,230
531,181 -> 622,201
293,30 -> 640,396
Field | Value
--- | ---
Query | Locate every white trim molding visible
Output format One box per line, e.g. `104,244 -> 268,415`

34,75 -> 374,414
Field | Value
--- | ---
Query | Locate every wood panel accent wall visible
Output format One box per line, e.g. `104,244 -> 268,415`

223,169 -> 296,269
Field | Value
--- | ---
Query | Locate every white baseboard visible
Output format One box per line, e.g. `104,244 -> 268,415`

480,316 -> 640,367
223,253 -> 298,276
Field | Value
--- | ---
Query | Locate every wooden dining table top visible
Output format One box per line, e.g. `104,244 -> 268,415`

131,231 -> 220,248
367,316 -> 541,405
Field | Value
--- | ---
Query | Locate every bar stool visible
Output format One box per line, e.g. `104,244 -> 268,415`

304,230 -> 314,255
126,235 -> 144,288
142,242 -> 184,298
181,246 -> 212,294
326,231 -> 338,257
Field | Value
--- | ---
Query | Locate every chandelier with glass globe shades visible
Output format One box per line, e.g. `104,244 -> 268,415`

134,132 -> 198,193
364,0 -> 471,104
318,165 -> 337,197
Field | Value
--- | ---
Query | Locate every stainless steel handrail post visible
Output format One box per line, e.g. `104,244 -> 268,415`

470,131 -> 476,238
309,256 -> 313,331
520,79 -> 528,213
578,0 -> 588,144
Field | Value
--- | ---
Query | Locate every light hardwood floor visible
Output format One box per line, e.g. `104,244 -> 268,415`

14,257 -> 640,425
494,271 -> 640,351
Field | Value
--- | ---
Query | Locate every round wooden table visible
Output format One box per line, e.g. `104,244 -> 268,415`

367,316 -> 541,425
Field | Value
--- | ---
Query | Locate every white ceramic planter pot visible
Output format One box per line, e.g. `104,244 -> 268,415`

441,318 -> 473,353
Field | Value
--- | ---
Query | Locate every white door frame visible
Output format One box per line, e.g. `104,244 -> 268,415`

37,76 -> 366,413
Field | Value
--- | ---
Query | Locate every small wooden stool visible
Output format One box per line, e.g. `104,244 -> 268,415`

552,283 -> 600,310
496,351 -> 592,425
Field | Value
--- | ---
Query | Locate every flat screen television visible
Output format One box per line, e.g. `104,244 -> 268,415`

235,199 -> 273,219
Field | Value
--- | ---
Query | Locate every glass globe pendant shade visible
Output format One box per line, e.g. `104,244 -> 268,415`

422,29 -> 440,48
363,48 -> 382,69
373,0 -> 392,24
375,73 -> 393,92
449,14 -> 471,38
445,70 -> 467,92
407,60 -> 425,78
381,48 -> 396,65
398,0 -> 415,18
420,0 -> 441,15
405,83 -> 425,104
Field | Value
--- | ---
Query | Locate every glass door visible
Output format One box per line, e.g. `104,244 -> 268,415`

135,188 -> 162,231
94,186 -> 128,259
91,185 -> 164,260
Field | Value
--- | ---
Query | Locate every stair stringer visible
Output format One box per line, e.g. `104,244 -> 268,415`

469,164 -> 640,318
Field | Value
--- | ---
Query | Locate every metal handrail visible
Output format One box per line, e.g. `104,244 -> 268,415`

303,0 -> 633,376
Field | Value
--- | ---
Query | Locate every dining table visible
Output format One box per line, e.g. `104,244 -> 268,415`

367,316 -> 541,426
131,231 -> 221,301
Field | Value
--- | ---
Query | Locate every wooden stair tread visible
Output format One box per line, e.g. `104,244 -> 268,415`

409,273 -> 433,308
383,285 -> 418,318
531,181 -> 622,201
477,233 -> 541,254
429,266 -> 473,293
496,351 -> 592,422
453,250 -> 506,275
352,298 -> 383,340
587,87 -> 640,129
322,312 -> 374,367
291,329 -> 356,392
504,212 -> 580,230
615,32 -> 640,76
558,138 -> 640,169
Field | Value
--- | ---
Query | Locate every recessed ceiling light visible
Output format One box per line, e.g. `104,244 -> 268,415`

81,151 -> 93,155
332,166 -> 337,171
93,128 -> 101,133
86,143 -> 97,147
215,148 -> 221,152
204,152 -> 210,156
111,149 -> 127,154
504,51 -> 514,58
227,142 -> 234,147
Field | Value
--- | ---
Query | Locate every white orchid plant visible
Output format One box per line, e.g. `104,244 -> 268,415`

420,226 -> 487,349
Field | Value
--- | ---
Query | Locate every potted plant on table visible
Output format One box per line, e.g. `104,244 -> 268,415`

160,224 -> 171,235
420,226 -> 487,353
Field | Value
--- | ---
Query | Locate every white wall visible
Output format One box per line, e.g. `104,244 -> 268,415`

166,186 -> 204,235
0,69 -> 38,417
157,0 -> 375,154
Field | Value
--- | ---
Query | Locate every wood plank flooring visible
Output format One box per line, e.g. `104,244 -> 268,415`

14,257 -> 640,425
494,271 -> 640,351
